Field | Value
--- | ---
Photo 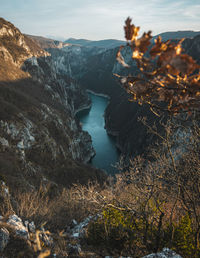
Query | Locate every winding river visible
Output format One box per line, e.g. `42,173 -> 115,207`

76,92 -> 120,175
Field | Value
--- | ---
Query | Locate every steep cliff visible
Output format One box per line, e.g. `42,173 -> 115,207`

0,18 -> 104,192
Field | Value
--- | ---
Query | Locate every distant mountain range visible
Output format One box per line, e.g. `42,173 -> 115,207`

26,30 -> 200,52
64,31 -> 200,49
64,38 -> 125,49
154,30 -> 200,41
64,30 -> 200,49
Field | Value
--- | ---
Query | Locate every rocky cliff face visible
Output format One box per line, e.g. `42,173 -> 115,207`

0,18 -> 104,192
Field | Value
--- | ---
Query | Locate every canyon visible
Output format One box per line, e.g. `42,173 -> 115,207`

39,31 -> 200,160
1,17 -> 200,257
1,17 -> 200,192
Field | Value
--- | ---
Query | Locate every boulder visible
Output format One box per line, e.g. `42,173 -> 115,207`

143,247 -> 182,258
7,214 -> 28,239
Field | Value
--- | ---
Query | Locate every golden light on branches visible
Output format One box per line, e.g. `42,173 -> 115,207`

116,17 -> 200,114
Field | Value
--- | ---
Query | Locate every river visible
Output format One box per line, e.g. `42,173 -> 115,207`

76,92 -> 120,175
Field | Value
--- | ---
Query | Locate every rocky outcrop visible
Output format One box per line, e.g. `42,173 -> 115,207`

143,248 -> 182,258
0,18 -> 49,66
25,34 -> 70,49
0,213 -> 53,256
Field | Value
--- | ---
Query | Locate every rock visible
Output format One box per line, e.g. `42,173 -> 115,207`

24,220 -> 36,233
0,181 -> 9,197
71,215 -> 94,238
143,247 -> 182,258
105,256 -> 131,258
0,181 -> 11,214
17,140 -> 24,149
39,226 -> 53,247
7,214 -> 29,239
68,243 -> 81,256
0,227 -> 9,252
69,219 -> 78,229
0,137 -> 9,147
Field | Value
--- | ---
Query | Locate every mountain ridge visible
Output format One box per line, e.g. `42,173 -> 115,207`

26,30 -> 200,52
64,38 -> 125,49
154,30 -> 200,41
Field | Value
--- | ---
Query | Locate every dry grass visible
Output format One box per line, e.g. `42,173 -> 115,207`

12,182 -> 102,231
15,185 -> 52,225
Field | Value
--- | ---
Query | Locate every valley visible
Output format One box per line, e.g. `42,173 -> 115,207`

0,16 -> 200,257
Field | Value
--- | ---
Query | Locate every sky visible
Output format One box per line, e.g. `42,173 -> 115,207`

0,0 -> 200,41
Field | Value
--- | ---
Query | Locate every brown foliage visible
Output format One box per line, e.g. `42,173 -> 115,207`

116,17 -> 200,114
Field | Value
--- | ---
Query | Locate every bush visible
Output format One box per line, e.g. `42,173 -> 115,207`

171,214 -> 198,256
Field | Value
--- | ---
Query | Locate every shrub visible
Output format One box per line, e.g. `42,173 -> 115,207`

172,214 -> 198,256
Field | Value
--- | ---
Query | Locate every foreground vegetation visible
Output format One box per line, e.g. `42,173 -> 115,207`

1,117 -> 200,257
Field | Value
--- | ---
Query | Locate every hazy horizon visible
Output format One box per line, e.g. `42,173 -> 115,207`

0,0 -> 200,41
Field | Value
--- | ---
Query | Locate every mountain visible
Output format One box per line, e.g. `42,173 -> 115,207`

65,31 -> 200,50
182,34 -> 200,63
64,38 -> 92,46
25,34 -> 69,49
0,17 -> 105,192
45,35 -> 66,41
154,30 -> 200,41
64,38 -> 125,49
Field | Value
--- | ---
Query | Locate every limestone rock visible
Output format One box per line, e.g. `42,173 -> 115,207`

7,214 -> 29,239
0,137 -> 9,147
143,248 -> 182,258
